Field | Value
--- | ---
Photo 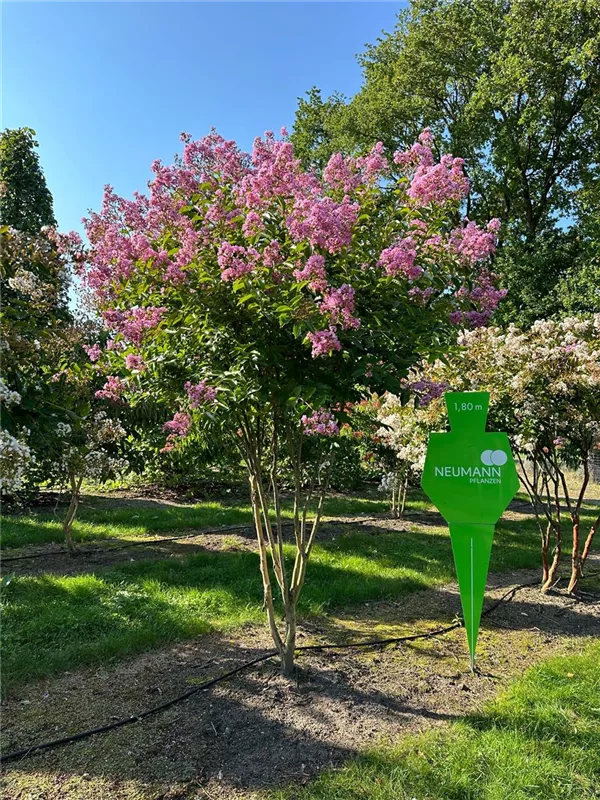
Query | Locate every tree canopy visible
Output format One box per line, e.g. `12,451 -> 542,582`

291,0 -> 600,326
0,127 -> 56,233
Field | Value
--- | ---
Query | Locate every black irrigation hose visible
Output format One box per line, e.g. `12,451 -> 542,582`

0,515 -> 389,564
0,578 -> 541,765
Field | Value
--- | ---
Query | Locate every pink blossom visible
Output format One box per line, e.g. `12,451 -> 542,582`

301,408 -> 339,437
320,284 -> 360,329
393,129 -> 469,206
323,153 -> 362,193
448,219 -> 499,265
393,129 -> 435,169
261,240 -> 282,268
125,354 -> 145,370
95,376 -> 126,403
293,254 -> 328,292
307,327 -> 342,357
378,238 -> 421,280
355,142 -> 389,184
242,210 -> 264,238
185,380 -> 217,407
408,154 -> 469,206
217,242 -> 257,281
84,344 -> 102,362
103,306 -> 167,346
162,411 -> 192,437
287,196 -> 358,254
449,270 -> 507,328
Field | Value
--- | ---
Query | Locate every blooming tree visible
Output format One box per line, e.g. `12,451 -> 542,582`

0,225 -> 130,549
412,316 -> 600,593
0,225 -> 71,497
65,128 -> 503,673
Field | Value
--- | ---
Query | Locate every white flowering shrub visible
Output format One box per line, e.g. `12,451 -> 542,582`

53,410 -> 128,554
416,314 -> 600,592
0,377 -> 21,407
376,395 -> 432,517
0,429 -> 34,495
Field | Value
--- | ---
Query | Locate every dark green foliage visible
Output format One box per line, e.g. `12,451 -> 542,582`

0,128 -> 56,233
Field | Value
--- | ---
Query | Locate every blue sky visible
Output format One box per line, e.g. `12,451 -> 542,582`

3,2 -> 405,236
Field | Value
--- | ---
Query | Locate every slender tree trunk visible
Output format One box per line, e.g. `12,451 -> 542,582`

281,609 -> 297,678
239,411 -> 333,677
63,473 -> 83,555
567,519 -> 581,594
541,517 -> 562,593
399,476 -> 408,520
579,513 -> 600,572
541,521 -> 551,585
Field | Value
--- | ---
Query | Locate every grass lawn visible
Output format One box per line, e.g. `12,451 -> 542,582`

0,493 -> 404,550
272,639 -> 600,800
2,492 -> 598,693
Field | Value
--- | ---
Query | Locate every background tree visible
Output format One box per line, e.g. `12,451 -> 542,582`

292,0 -> 600,326
0,128 -> 56,233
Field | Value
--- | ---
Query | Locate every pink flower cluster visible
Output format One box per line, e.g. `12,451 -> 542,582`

84,343 -> 102,362
320,284 -> 360,329
323,142 -> 389,192
393,129 -> 469,207
306,327 -> 342,358
301,408 -> 339,437
161,411 -> 192,452
103,306 -> 167,346
378,237 -> 421,280
95,376 -> 126,403
185,380 -> 217,407
287,195 -> 359,254
448,219 -> 500,265
450,271 -> 507,328
125,354 -> 145,370
293,254 -> 327,292
217,242 -> 258,282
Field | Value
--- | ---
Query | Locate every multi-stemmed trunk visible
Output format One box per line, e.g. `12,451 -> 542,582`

390,471 -> 408,520
517,450 -> 597,595
239,414 -> 332,677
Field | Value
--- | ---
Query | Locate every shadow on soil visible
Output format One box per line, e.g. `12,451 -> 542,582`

2,575 -> 599,797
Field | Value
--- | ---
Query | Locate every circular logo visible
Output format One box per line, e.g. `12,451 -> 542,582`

481,449 -> 508,466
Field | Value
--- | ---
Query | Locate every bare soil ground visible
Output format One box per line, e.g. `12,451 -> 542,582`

2,569 -> 598,800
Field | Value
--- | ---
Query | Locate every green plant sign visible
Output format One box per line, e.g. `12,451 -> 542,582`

421,391 -> 519,669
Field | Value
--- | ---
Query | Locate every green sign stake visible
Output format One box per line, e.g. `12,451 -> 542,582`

421,392 -> 520,670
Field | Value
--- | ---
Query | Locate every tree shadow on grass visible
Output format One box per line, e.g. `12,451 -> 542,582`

3,610 -> 598,798
0,631 -> 468,797
3,531 -> 599,697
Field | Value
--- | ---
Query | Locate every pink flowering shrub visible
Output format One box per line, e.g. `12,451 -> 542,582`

61,127 -> 505,674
